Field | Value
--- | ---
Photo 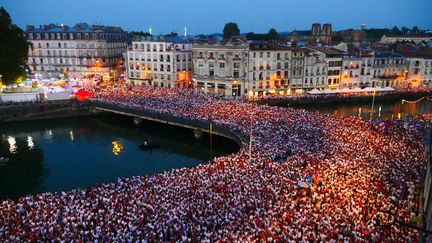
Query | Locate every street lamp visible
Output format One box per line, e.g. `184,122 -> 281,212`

369,87 -> 376,123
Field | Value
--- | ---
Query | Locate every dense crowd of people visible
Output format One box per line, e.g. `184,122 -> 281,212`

0,85 -> 429,241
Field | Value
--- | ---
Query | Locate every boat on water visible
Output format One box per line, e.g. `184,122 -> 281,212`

139,141 -> 159,150
0,157 -> 9,166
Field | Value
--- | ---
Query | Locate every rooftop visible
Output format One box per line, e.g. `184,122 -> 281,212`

26,23 -> 126,34
249,42 -> 290,51
374,51 -> 404,58
307,46 -> 346,56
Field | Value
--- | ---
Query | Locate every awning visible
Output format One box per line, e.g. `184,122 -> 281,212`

336,87 -> 352,93
382,87 -> 395,91
308,88 -> 322,95
322,88 -> 337,94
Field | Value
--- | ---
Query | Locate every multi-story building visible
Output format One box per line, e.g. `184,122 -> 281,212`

290,48 -> 307,91
340,57 -> 362,88
308,47 -> 344,89
26,23 -> 128,81
406,57 -> 432,88
126,37 -> 193,88
371,52 -> 408,88
303,49 -> 327,90
247,42 -> 291,96
381,35 -> 432,44
192,42 -> 248,97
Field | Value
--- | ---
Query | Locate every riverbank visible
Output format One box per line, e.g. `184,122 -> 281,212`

0,100 -> 102,123
253,91 -> 432,106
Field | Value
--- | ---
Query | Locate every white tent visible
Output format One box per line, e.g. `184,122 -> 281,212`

308,88 -> 322,95
337,87 -> 352,93
322,88 -> 337,94
374,87 -> 384,92
362,87 -> 375,92
351,87 -> 364,93
382,87 -> 395,91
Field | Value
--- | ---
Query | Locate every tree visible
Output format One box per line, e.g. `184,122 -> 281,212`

412,26 -> 419,34
130,31 -> 152,37
401,26 -> 409,34
0,7 -> 30,85
267,28 -> 279,40
391,26 -> 402,35
223,22 -> 240,40
246,32 -> 256,40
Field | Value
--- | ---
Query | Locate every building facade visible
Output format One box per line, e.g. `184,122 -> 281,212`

406,57 -> 432,88
247,43 -> 291,96
290,48 -> 306,91
308,47 -> 344,89
371,52 -> 408,88
340,58 -> 362,88
126,37 -> 193,88
192,43 -> 248,97
381,35 -> 432,44
303,50 -> 327,90
26,23 -> 128,81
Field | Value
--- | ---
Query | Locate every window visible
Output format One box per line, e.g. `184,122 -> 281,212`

198,62 -> 204,76
233,70 -> 240,78
209,62 -> 214,77
233,63 -> 240,69
267,52 -> 270,58
219,63 -> 225,77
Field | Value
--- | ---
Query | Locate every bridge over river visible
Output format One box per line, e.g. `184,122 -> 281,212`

91,100 -> 247,147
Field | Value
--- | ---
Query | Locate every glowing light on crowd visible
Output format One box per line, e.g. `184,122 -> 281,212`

27,136 -> 34,150
112,141 -> 123,156
7,136 -> 17,154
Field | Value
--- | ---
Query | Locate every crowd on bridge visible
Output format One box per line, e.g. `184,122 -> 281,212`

0,84 -> 428,241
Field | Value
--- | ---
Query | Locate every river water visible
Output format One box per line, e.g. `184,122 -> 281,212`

0,115 -> 238,200
1,98 -> 431,200
292,99 -> 432,120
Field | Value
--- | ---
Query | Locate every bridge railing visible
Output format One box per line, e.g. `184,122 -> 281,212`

90,100 -> 248,146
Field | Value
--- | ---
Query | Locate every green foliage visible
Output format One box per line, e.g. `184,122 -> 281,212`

130,31 -> 152,37
267,28 -> 279,40
0,7 -> 30,85
246,28 -> 280,41
332,32 -> 343,42
401,26 -> 409,34
364,28 -> 391,40
391,26 -> 402,35
223,22 -> 240,40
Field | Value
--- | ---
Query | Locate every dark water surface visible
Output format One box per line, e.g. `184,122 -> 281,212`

292,99 -> 432,120
0,115 -> 238,200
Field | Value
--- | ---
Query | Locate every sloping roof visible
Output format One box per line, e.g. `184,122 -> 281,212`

27,23 -> 125,34
307,46 -> 346,56
249,42 -> 290,51
374,51 -> 404,58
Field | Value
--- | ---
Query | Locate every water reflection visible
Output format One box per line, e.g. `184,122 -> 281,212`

0,115 -> 238,200
112,140 -> 123,156
295,100 -> 432,120
27,136 -> 34,150
7,136 -> 17,154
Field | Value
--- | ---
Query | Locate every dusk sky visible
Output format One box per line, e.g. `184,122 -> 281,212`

2,0 -> 432,34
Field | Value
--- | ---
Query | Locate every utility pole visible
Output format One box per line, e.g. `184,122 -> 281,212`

369,87 -> 376,123
209,123 -> 212,158
249,132 -> 253,163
